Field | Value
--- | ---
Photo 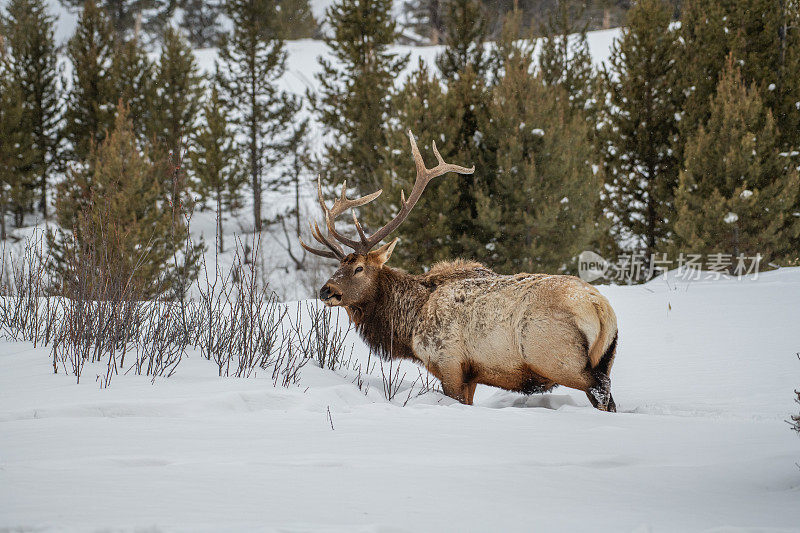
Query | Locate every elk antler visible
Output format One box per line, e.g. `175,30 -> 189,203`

298,176 -> 382,260
360,130 -> 475,251
299,130 -> 475,259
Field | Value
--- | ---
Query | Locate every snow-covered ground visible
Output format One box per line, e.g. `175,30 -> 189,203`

4,8 -> 796,528
2,268 -> 799,531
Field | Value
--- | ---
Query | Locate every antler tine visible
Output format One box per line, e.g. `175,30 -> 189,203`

317,176 -> 382,251
428,139 -> 475,178
317,176 -> 382,220
301,175 -> 381,259
312,220 -> 344,254
361,130 -> 475,250
300,220 -> 345,260
352,211 -> 370,247
409,129 -> 427,177
299,236 -> 341,260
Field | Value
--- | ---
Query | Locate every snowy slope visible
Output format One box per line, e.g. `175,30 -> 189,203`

1,269 -> 799,531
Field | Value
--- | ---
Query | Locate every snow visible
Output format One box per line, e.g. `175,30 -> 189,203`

2,268 -> 800,531
5,11 -> 797,528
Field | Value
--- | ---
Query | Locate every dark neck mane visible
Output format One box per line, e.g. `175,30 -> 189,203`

347,268 -> 429,361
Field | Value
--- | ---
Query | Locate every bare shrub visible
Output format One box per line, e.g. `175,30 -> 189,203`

402,368 -> 442,406
291,301 -> 352,370
0,233 -> 50,345
195,237 -> 288,378
792,354 -> 800,437
125,302 -> 190,383
48,219 -> 155,385
270,326 -> 311,387
376,354 -> 442,404
0,231 -> 360,393
379,355 -> 406,402
349,351 -> 375,396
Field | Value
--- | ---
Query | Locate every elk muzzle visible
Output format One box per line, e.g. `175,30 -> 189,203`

319,283 -> 342,306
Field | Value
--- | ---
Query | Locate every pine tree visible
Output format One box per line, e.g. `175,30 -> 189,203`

217,0 -> 301,233
110,34 -> 153,140
673,0 -> 800,256
674,0 -> 729,143
538,0 -> 596,121
676,0 -> 800,153
0,45 -> 37,236
536,2 -> 613,259
178,0 -> 221,48
402,0 -> 444,44
598,0 -> 682,259
189,85 -> 246,253
64,0 -> 117,161
771,0 -> 800,153
276,0 -> 317,39
429,0 -> 493,262
59,0 -> 175,41
312,0 -> 407,199
435,0 -> 491,79
674,58 -> 800,268
49,104 -> 198,298
368,61 -> 465,269
477,10 -> 600,274
148,26 -> 202,158
1,0 -> 62,219
133,26 -> 202,276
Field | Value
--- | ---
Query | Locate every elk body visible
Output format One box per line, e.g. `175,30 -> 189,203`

301,131 -> 619,411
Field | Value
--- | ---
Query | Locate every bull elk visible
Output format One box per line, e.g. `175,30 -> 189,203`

300,131 -> 619,411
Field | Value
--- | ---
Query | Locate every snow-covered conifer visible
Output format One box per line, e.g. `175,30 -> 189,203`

216,0 -> 301,233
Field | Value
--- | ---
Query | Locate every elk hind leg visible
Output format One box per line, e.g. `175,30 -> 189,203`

460,360 -> 480,405
586,333 -> 617,412
585,371 -> 614,412
464,381 -> 477,405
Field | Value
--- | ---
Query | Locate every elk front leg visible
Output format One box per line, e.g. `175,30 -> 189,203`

438,364 -> 468,404
464,381 -> 477,405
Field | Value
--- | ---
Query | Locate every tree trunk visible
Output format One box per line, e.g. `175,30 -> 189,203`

250,81 -> 261,233
35,94 -> 47,219
216,188 -> 224,253
251,129 -> 260,233
1,197 -> 6,241
294,153 -> 301,239
646,166 -> 657,264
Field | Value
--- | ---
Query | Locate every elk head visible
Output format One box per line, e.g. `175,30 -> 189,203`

300,130 -> 475,308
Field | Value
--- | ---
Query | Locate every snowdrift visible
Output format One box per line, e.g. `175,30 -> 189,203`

1,268 -> 799,531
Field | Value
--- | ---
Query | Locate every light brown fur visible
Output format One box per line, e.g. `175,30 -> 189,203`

322,253 -> 619,411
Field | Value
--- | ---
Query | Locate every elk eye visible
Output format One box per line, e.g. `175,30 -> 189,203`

354,266 -> 364,273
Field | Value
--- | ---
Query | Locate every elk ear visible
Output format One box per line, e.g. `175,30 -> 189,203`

368,238 -> 399,267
